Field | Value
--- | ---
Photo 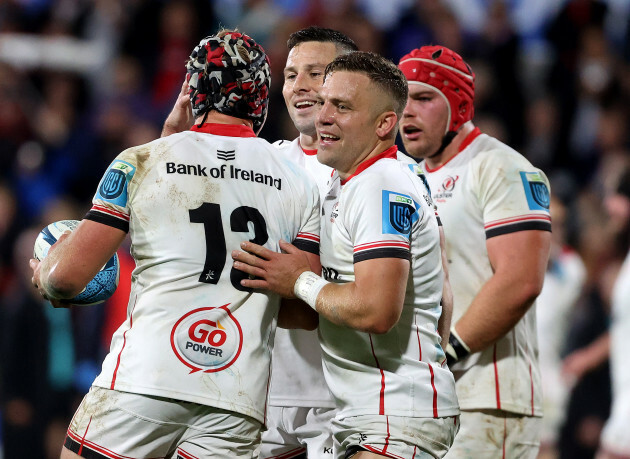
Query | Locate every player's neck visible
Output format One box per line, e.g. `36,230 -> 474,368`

425,122 -> 475,170
195,112 -> 254,129
299,132 -> 318,150
339,139 -> 394,181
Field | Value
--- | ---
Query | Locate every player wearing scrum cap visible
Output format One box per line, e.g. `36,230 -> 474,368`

398,45 -> 552,458
30,30 -> 322,459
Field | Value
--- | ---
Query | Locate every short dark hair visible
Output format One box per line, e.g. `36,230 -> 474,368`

325,51 -> 408,118
287,26 -> 358,54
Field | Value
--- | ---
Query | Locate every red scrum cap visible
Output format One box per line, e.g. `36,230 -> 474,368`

399,46 -> 475,133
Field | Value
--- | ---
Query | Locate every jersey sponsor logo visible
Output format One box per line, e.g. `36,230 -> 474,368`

96,160 -> 136,207
330,202 -> 339,223
382,190 -> 418,235
165,162 -> 282,190
322,266 -> 340,281
171,305 -> 243,373
520,171 -> 550,211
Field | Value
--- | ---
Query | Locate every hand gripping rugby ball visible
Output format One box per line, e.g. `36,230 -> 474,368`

33,219 -> 120,306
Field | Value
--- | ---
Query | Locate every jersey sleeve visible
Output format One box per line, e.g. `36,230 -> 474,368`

474,150 -> 552,239
344,172 -> 420,264
292,174 -> 320,255
83,146 -> 147,232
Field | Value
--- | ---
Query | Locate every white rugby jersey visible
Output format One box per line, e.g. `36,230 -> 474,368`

601,250 -> 630,454
267,138 -> 335,408
85,123 -> 321,424
319,146 -> 459,419
420,128 -> 551,415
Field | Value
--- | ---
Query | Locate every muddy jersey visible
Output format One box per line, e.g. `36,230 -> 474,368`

267,138 -> 335,409
420,128 -> 551,415
85,123 -> 321,424
318,146 -> 459,419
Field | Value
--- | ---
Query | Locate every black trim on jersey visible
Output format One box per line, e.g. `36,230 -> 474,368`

436,215 -> 442,226
345,445 -> 368,458
485,220 -> 552,239
84,210 -> 130,233
293,239 -> 319,255
354,247 -> 411,264
64,435 -> 109,459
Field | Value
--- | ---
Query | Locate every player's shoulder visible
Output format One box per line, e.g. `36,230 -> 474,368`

471,134 -> 532,167
351,156 -> 417,194
272,138 -> 295,149
470,134 -> 544,178
115,135 -> 173,168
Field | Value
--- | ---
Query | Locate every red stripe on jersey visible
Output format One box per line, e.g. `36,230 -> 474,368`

414,316 -> 422,360
428,364 -> 438,418
484,214 -> 550,230
369,335 -> 386,415
296,232 -> 319,242
493,343 -> 501,410
91,205 -> 130,222
111,296 -> 138,389
354,241 -> 410,253
178,448 -> 200,459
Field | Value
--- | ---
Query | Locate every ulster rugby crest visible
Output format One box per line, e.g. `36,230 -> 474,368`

171,305 -> 243,373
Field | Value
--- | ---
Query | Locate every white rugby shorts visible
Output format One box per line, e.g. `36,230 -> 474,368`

332,413 -> 459,459
64,386 -> 263,458
259,406 -> 336,459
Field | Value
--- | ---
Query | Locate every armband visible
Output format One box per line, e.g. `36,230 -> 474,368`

445,327 -> 471,366
293,271 -> 328,311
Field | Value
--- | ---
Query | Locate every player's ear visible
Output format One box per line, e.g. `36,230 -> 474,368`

375,111 -> 398,139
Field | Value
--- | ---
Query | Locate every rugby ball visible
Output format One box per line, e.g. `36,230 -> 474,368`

33,219 -> 120,306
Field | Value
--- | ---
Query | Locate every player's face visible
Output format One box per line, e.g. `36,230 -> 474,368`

283,41 -> 339,137
316,71 -> 382,174
399,84 -> 449,159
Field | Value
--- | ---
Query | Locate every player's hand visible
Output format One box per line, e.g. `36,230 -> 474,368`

232,240 -> 311,298
161,80 -> 194,137
29,231 -> 71,308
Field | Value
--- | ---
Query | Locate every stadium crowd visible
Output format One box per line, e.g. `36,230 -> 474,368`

0,0 -> 629,458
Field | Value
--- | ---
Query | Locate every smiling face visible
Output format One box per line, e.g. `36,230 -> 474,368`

400,83 -> 450,160
283,41 -> 339,139
315,71 -> 386,176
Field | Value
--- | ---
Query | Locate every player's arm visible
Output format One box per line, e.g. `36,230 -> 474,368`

232,241 -> 408,334
277,250 -> 321,331
436,225 -> 453,345
161,80 -> 194,137
448,229 -> 550,356
30,220 -> 126,301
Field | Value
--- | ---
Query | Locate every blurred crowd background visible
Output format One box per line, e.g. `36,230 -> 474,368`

0,0 -> 629,458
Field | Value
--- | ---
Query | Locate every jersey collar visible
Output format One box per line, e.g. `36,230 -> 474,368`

341,145 -> 398,185
190,123 -> 257,137
297,139 -> 318,156
424,127 -> 481,173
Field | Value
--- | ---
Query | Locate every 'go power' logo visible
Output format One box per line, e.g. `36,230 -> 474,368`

170,305 -> 243,373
